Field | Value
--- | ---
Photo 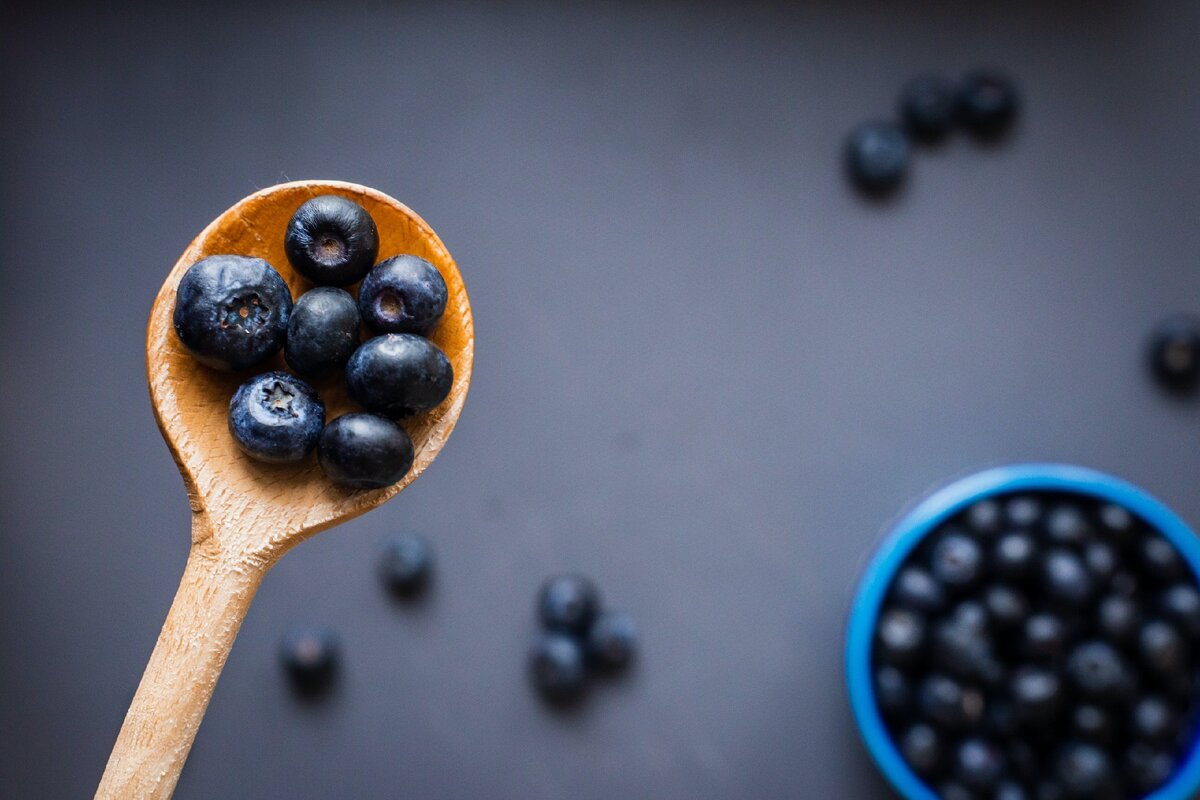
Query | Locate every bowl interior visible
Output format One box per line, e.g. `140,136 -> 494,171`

845,463 -> 1200,800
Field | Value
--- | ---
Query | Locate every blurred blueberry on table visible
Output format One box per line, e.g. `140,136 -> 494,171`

280,625 -> 338,695
959,69 -> 1019,139
529,633 -> 586,703
538,574 -> 601,635
345,333 -> 454,418
317,412 -> 414,489
845,121 -> 910,193
899,73 -> 959,142
228,371 -> 324,463
173,254 -> 292,370
586,610 -> 637,671
359,254 -> 448,335
1147,315 -> 1200,393
379,532 -> 432,597
284,194 -> 379,286
284,287 -> 360,378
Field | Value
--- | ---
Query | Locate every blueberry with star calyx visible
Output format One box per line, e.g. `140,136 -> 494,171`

173,254 -> 292,370
228,371 -> 324,463
284,194 -> 378,286
358,254 -> 448,335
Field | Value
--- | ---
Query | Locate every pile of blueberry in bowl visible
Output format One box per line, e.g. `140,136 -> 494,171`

846,465 -> 1200,800
171,193 -> 457,489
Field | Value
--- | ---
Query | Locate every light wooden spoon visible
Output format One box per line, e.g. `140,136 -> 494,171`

94,180 -> 474,799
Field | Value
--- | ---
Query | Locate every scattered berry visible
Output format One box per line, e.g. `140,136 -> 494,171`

959,69 -> 1019,138
538,575 -> 600,635
1147,315 -> 1200,393
845,121 -> 909,192
899,74 -> 959,142
280,625 -> 338,693
529,633 -> 586,702
586,611 -> 637,670
379,532 -> 432,596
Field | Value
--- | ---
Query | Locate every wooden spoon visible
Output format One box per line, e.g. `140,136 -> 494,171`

94,180 -> 474,799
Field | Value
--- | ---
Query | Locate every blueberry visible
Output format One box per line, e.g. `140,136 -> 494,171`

1054,743 -> 1118,800
918,673 -> 985,732
284,194 -> 378,286
1067,641 -> 1132,702
1123,744 -> 1176,794
1082,541 -> 1116,583
890,566 -> 947,614
1096,595 -> 1141,646
538,575 -> 600,634
1071,704 -> 1114,745
228,371 -> 324,463
995,780 -> 1030,800
994,531 -> 1038,580
936,781 -> 973,800
1131,696 -> 1178,744
1006,495 -> 1043,529
874,665 -> 913,718
965,498 -> 1004,537
317,412 -> 414,490
1147,315 -> 1200,392
1140,536 -> 1186,581
931,616 -> 990,679
1007,741 -> 1039,783
345,334 -> 454,418
379,532 -> 432,596
1041,549 -> 1093,608
954,737 -> 1005,792
173,254 -> 292,370
358,255 -> 448,335
985,585 -> 1029,629
845,121 -> 909,193
899,74 -> 959,142
586,611 -> 637,670
1161,584 -> 1200,638
1023,614 -> 1069,662
986,697 -> 1018,737
1044,504 -> 1091,547
930,533 -> 984,590
1139,619 -> 1187,676
529,633 -> 586,702
1011,666 -> 1063,724
279,624 -> 338,693
1109,570 -> 1139,598
959,69 -> 1019,139
898,722 -> 942,777
284,287 -> 360,378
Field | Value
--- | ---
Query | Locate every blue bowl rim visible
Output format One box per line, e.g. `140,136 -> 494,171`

845,463 -> 1200,800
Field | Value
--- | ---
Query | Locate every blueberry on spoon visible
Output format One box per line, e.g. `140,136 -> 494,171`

346,334 -> 454,418
359,254 -> 448,335
228,371 -> 324,463
285,287 -> 360,378
284,194 -> 379,285
317,413 -> 414,490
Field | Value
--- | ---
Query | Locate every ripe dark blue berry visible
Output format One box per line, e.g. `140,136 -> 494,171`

1123,744 -> 1176,794
284,195 -> 378,286
996,780 -> 1030,800
586,611 -> 637,670
985,585 -> 1029,629
1147,315 -> 1200,392
1096,595 -> 1140,646
1042,549 -> 1093,608
1131,696 -> 1178,744
1006,495 -> 1043,529
1071,704 -> 1114,745
1023,613 -> 1069,662
1140,536 -> 1186,581
845,121 -> 909,192
529,633 -> 586,702
937,781 -> 973,800
358,255 -> 448,335
931,617 -> 992,680
954,737 -> 1005,791
1082,541 -> 1116,582
538,574 -> 600,634
1067,641 -> 1132,702
930,533 -> 984,590
280,624 -> 338,693
1044,504 -> 1091,546
890,566 -> 947,614
899,74 -> 959,142
959,69 -> 1019,139
345,334 -> 454,418
877,608 -> 927,666
284,287 -> 360,378
228,371 -> 324,463
898,723 -> 942,776
1054,743 -> 1118,800
874,665 -> 912,718
918,673 -> 985,732
1161,584 -> 1200,638
1138,619 -> 1187,675
379,532 -> 432,596
1011,666 -> 1063,724
993,531 -> 1038,580
317,412 -> 414,489
1098,503 -> 1136,542
173,254 -> 292,370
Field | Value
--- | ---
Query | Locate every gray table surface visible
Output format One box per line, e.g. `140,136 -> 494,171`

4,2 -> 1200,798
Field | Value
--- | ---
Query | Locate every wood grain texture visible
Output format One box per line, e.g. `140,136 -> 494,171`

95,180 -> 474,799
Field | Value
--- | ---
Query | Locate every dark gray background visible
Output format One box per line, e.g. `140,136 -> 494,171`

3,2 -> 1200,798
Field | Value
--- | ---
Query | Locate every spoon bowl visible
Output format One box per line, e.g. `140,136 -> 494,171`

96,181 -> 473,798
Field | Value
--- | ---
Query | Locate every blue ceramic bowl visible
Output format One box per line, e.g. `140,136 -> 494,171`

846,464 -> 1200,800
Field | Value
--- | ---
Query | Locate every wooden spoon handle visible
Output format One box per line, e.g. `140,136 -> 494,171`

95,529 -> 264,799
